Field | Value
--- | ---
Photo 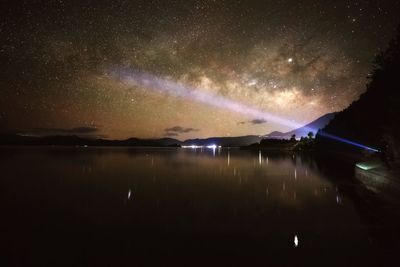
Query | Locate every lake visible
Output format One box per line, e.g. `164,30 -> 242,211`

1,147 -> 398,266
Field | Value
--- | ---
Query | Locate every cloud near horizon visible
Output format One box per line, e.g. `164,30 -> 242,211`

164,126 -> 199,137
238,119 -> 268,125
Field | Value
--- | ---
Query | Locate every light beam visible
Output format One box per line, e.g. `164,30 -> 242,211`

112,68 -> 379,152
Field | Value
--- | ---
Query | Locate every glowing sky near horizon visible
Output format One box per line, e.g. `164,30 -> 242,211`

1,0 -> 400,139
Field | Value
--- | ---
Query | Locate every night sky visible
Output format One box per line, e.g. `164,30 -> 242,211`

1,0 -> 399,140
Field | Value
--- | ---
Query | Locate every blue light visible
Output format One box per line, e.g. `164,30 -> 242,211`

318,131 -> 379,152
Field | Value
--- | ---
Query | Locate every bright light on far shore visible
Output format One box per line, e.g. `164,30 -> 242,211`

181,145 -> 221,149
181,145 -> 201,148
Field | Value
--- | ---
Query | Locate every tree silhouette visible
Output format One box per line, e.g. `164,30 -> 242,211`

316,26 -> 400,162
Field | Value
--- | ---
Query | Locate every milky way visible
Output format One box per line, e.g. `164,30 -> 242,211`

1,0 -> 399,139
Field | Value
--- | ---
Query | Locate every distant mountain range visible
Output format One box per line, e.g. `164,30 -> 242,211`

182,112 -> 337,146
0,113 -> 337,147
263,112 -> 337,139
0,134 -> 176,147
182,135 -> 262,147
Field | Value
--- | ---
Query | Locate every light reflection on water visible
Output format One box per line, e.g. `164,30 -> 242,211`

0,147 -> 391,265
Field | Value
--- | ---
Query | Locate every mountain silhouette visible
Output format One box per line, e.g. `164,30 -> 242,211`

0,113 -> 338,147
182,135 -> 263,147
264,112 -> 337,139
0,134 -> 181,147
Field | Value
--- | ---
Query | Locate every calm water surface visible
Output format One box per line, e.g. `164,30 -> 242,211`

1,147 -> 397,266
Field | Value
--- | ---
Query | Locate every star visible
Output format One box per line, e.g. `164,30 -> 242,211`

1,0 -> 399,139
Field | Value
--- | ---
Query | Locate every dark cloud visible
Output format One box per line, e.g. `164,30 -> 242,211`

165,126 -> 199,133
164,126 -> 199,136
238,119 -> 267,125
250,119 -> 267,125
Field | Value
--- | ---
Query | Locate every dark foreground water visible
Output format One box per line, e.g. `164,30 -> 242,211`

1,147 -> 399,266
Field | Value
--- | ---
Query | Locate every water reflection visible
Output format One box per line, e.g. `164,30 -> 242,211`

1,147 -> 397,265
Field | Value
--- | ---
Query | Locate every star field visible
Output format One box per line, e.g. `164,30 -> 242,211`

1,0 -> 399,139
